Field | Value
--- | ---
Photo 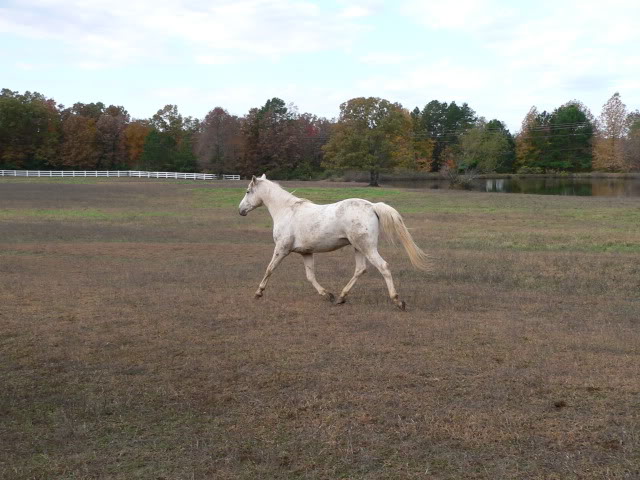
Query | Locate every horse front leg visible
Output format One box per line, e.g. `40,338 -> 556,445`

255,246 -> 289,299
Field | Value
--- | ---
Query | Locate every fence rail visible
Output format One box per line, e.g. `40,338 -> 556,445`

0,170 -> 241,181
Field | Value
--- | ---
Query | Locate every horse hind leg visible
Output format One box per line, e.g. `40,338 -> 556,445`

361,247 -> 406,311
302,254 -> 335,302
336,249 -> 367,304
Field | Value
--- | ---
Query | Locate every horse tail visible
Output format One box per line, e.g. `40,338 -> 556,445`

373,202 -> 431,271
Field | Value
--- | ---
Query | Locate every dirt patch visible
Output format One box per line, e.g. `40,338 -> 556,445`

1,180 -> 639,479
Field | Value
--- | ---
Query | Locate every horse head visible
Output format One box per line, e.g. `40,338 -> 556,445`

239,174 -> 267,216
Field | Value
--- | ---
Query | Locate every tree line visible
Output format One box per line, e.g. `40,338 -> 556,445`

1,88 -> 638,186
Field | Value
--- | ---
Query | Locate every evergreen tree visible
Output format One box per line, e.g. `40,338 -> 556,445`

625,110 -> 640,170
547,102 -> 593,171
516,103 -> 593,172
417,100 -> 476,171
139,130 -> 175,171
170,134 -> 198,172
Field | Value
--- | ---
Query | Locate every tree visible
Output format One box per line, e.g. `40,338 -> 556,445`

410,106 -> 435,171
487,119 -> 516,172
69,102 -> 105,119
60,114 -> 99,169
150,104 -> 184,140
593,93 -> 629,171
0,89 -> 61,169
58,101 -> 133,170
241,97 -> 307,177
124,120 -> 151,168
322,97 -> 412,186
547,101 -> 594,171
293,113 -> 332,178
139,129 -> 175,171
415,100 -> 476,171
195,107 -> 243,174
459,119 -> 515,172
171,134 -> 198,172
95,106 -> 129,169
515,102 -> 593,172
625,110 -> 640,171
145,104 -> 199,172
515,106 -> 544,172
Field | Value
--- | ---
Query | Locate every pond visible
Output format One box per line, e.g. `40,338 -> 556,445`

383,176 -> 640,197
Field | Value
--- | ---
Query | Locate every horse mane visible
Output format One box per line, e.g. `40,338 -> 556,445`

265,179 -> 312,204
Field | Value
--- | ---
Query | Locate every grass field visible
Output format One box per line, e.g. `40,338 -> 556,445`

1,178 -> 639,479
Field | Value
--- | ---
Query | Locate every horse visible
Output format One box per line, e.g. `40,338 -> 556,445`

238,174 -> 430,310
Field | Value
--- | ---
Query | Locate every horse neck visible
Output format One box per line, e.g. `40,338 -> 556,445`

260,182 -> 298,219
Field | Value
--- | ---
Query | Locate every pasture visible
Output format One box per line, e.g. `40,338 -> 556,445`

1,178 -> 639,479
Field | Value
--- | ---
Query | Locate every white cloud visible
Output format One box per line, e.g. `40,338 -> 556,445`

15,62 -> 37,70
358,61 -> 491,95
339,5 -> 373,18
397,0 -> 640,129
359,52 -> 420,65
401,0 -> 513,31
1,0 -> 368,67
146,82 -> 348,121
344,61 -> 498,124
194,54 -> 234,65
3,0 -> 638,132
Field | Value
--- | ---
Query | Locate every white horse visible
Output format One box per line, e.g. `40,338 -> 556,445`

238,174 -> 429,310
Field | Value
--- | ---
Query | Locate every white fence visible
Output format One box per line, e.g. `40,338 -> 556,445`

0,170 -> 241,181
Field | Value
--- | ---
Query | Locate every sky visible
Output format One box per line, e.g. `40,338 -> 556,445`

2,0 -> 639,132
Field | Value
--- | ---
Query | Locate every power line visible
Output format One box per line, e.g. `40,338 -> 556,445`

410,123 -> 592,138
409,121 -> 591,136
415,132 -> 592,141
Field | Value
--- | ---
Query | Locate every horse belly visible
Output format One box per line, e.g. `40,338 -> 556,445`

291,212 -> 351,253
292,235 -> 350,254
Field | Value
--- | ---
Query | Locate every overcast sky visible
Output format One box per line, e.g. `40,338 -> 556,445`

2,0 -> 639,131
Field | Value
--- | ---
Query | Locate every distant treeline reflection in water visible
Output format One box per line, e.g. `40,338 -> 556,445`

383,176 -> 640,197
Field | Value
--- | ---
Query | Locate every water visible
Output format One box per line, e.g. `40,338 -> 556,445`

384,176 -> 640,197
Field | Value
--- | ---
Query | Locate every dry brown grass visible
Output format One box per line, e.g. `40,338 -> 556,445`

1,179 -> 639,479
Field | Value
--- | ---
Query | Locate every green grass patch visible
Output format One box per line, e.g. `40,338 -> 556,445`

192,186 -> 521,214
0,177 -> 129,185
556,207 -> 640,225
447,231 -> 640,253
0,208 -> 179,221
192,186 -> 410,209
0,208 -> 113,220
0,177 -> 224,185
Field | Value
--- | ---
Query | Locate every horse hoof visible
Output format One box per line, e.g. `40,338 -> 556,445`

254,293 -> 263,299
396,300 -> 406,311
326,292 -> 336,303
335,296 -> 346,305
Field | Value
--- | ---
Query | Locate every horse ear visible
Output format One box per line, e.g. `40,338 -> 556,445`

260,174 -> 266,180
251,175 -> 257,182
